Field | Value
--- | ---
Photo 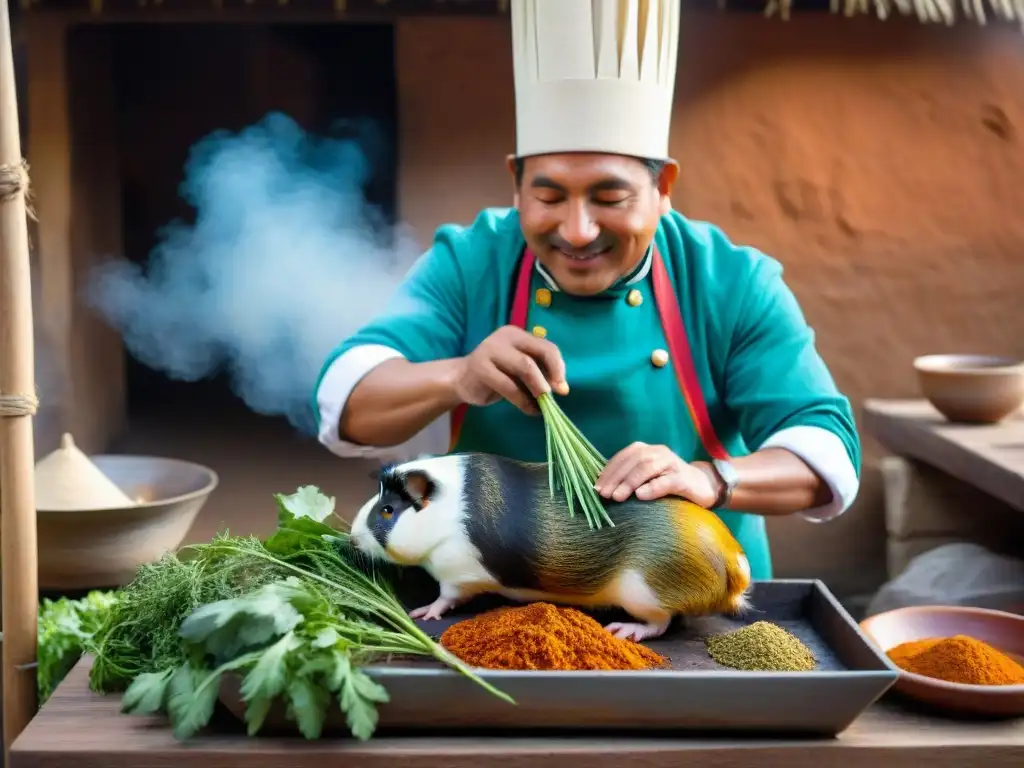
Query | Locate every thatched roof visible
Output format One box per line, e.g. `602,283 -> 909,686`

17,0 -> 1023,28
787,0 -> 1024,26
18,0 -> 507,13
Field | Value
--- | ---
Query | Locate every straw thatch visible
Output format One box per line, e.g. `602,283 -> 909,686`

13,0 -> 1024,28
764,0 -> 1024,25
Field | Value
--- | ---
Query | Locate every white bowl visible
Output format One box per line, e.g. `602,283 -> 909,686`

913,354 -> 1024,424
32,454 -> 218,589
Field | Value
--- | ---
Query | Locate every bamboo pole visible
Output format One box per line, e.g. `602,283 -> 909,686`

0,0 -> 40,759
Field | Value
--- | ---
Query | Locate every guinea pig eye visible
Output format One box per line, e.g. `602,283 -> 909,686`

380,505 -> 394,520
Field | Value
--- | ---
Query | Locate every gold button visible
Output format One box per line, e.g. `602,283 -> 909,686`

532,325 -> 547,339
651,349 -> 670,368
627,289 -> 644,307
535,288 -> 552,308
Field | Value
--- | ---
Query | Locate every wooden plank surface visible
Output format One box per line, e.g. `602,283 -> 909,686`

863,399 -> 1024,511
10,658 -> 1024,768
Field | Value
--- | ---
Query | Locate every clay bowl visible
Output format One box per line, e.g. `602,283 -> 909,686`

34,455 -> 218,590
913,354 -> 1024,424
859,605 -> 1024,717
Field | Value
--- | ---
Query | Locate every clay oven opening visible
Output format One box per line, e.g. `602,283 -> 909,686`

92,22 -> 398,432
19,4 -> 513,540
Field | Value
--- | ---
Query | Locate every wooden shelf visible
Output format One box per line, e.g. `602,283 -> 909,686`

863,399 -> 1024,512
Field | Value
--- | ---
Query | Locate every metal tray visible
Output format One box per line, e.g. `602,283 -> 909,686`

220,576 -> 898,738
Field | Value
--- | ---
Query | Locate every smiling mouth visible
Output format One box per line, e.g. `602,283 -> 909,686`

558,248 -> 609,262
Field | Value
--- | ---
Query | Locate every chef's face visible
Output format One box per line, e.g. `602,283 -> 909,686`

509,153 -> 679,296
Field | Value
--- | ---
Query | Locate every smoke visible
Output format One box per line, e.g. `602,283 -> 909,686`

31,258 -> 70,457
83,112 -> 422,437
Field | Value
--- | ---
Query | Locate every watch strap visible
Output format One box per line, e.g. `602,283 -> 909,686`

711,458 -> 738,509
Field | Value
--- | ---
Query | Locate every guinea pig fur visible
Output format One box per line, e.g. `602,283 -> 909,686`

350,452 -> 753,643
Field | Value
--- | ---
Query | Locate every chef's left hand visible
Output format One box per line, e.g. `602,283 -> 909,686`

595,442 -> 721,507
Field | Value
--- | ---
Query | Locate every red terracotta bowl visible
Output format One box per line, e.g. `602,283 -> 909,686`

859,605 -> 1024,718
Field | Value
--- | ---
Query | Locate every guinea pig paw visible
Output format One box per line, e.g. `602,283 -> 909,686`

604,621 -> 669,643
408,596 -> 458,621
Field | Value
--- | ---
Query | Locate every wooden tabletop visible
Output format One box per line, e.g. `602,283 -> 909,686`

10,658 -> 1024,768
863,398 -> 1024,511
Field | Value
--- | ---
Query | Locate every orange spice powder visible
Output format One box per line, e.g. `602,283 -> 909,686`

887,634 -> 1024,686
439,602 -> 670,671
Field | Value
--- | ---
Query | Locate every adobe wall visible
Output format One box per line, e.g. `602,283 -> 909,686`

395,13 -> 1024,596
16,11 -> 1023,596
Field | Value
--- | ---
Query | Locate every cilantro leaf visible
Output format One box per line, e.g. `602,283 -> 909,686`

166,664 -> 221,740
239,632 -> 301,734
340,670 -> 387,741
312,627 -> 339,649
325,649 -> 350,692
276,486 -> 335,523
178,580 -> 305,662
265,486 -> 341,556
333,651 -> 390,741
286,675 -> 332,739
239,633 -> 300,702
263,517 -> 339,557
120,668 -> 173,715
244,697 -> 272,737
350,669 -> 390,704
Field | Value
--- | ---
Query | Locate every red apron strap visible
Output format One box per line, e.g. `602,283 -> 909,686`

448,246 -> 729,462
650,247 -> 731,461
449,248 -> 536,450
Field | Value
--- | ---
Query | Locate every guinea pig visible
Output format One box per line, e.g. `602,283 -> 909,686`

350,452 -> 752,642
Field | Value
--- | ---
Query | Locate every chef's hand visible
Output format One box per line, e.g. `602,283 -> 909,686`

453,325 -> 569,416
595,442 -> 722,508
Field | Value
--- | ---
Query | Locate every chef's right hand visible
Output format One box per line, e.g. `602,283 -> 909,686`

453,325 -> 569,415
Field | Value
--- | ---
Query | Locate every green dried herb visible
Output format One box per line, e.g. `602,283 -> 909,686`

705,621 -> 817,672
537,391 -> 613,530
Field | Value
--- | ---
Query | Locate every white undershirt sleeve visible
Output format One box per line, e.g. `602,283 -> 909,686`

759,425 -> 860,522
318,348 -> 860,521
316,344 -> 451,463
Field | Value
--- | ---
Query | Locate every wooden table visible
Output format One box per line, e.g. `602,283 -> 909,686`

10,658 -> 1024,768
863,399 -> 1024,511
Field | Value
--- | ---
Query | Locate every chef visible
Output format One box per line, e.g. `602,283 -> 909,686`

313,0 -> 860,581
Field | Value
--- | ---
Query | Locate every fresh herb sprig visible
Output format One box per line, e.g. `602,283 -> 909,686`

37,590 -> 119,704
120,577 -> 395,741
88,538 -> 285,693
112,486 -> 513,742
537,391 -> 614,530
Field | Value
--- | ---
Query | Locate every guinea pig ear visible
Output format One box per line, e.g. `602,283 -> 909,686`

402,470 -> 436,509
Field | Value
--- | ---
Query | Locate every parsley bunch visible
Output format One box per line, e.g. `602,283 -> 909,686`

107,486 -> 512,741
88,543 -> 283,693
120,578 -> 396,740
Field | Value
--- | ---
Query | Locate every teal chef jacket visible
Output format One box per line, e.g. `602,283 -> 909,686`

314,207 -> 861,580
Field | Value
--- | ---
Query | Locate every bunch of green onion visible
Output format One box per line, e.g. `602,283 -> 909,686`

537,392 -> 614,530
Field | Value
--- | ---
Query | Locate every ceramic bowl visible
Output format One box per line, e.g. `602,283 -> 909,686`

859,605 -> 1024,717
913,354 -> 1024,424
33,455 -> 218,589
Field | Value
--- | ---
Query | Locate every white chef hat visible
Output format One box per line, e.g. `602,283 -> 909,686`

511,0 -> 681,161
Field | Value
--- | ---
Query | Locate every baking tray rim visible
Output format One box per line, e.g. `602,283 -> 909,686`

365,667 -> 899,681
215,577 -> 900,736
360,577 -> 901,683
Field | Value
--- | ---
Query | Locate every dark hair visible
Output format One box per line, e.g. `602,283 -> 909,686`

513,156 -> 666,187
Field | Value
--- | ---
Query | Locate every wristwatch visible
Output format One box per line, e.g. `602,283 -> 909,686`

710,458 -> 739,509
